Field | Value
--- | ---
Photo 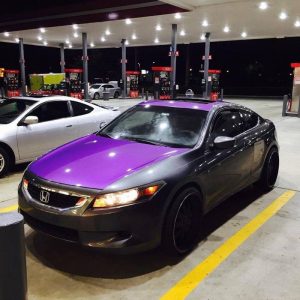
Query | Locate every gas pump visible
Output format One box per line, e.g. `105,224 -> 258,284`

126,71 -> 140,98
152,66 -> 172,100
208,70 -> 221,101
4,69 -> 20,98
289,63 -> 300,113
65,68 -> 83,99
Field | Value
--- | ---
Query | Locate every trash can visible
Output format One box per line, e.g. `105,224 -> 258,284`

0,212 -> 27,300
103,92 -> 110,101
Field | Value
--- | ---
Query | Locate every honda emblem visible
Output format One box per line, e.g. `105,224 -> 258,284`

40,190 -> 50,204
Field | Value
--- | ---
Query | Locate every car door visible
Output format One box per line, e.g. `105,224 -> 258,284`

17,100 -> 76,160
199,109 -> 253,208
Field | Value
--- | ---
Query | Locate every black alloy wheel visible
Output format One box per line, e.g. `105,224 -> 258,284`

258,147 -> 279,192
114,91 -> 119,98
162,187 -> 203,255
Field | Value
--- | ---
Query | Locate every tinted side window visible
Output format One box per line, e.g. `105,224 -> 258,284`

30,101 -> 71,123
71,101 -> 93,116
240,110 -> 259,131
212,111 -> 244,138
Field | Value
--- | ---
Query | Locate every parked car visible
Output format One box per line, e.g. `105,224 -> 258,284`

19,99 -> 279,255
89,83 -> 121,100
0,96 -> 120,176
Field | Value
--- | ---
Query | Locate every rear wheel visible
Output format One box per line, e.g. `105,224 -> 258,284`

0,146 -> 11,177
94,93 -> 100,100
257,147 -> 279,192
162,187 -> 203,255
114,91 -> 119,98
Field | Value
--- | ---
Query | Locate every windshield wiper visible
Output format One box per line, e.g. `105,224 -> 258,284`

97,132 -> 113,138
123,137 -> 166,146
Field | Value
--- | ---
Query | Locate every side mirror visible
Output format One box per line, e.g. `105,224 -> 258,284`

99,121 -> 107,129
213,136 -> 235,149
23,116 -> 39,125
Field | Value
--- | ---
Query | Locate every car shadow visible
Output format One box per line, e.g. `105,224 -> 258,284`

25,185 -> 265,279
11,162 -> 29,174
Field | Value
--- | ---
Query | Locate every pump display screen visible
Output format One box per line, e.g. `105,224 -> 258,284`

70,73 -> 79,80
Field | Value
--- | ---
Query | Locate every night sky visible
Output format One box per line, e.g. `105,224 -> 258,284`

0,37 -> 299,96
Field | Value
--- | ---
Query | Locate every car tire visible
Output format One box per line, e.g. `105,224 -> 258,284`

162,187 -> 203,256
0,146 -> 11,177
94,93 -> 100,100
114,91 -> 119,98
257,147 -> 279,192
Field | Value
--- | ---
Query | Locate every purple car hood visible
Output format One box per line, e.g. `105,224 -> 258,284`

29,134 -> 189,190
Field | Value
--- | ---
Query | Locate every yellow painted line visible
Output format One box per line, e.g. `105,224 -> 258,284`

161,190 -> 296,300
0,204 -> 18,213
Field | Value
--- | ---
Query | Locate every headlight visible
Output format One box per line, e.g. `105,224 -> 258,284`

23,179 -> 29,190
93,184 -> 161,209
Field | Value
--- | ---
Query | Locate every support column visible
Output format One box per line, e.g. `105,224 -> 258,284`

59,43 -> 65,73
185,43 -> 190,88
121,39 -> 127,98
19,38 -> 26,96
203,32 -> 211,98
82,32 -> 89,100
170,24 -> 177,99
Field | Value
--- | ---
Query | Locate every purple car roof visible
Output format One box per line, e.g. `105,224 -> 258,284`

139,100 -> 225,112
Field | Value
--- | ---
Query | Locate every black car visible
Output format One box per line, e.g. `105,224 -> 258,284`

19,100 -> 279,255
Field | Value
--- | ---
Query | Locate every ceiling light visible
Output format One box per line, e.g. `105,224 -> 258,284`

132,34 -> 137,40
200,34 -> 205,40
72,24 -> 78,30
40,28 -> 46,33
156,24 -> 162,31
101,36 -> 106,42
202,20 -> 209,27
125,18 -> 132,25
105,29 -> 111,35
125,40 -> 129,45
37,35 -> 43,41
69,44 -> 73,48
3,32 -> 10,37
43,41 -> 48,46
73,32 -> 78,38
180,30 -> 186,36
223,26 -> 230,33
154,38 -> 159,44
279,12 -> 288,20
294,20 -> 300,27
241,31 -> 247,38
15,38 -> 20,42
174,13 -> 181,19
90,42 -> 95,47
65,39 -> 70,44
259,2 -> 268,10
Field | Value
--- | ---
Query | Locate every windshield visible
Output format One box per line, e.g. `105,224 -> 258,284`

90,84 -> 101,89
99,105 -> 208,148
0,99 -> 36,124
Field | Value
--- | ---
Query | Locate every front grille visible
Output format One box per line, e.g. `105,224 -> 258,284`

28,183 -> 81,209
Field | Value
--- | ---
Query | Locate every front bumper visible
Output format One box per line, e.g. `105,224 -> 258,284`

18,176 -> 165,254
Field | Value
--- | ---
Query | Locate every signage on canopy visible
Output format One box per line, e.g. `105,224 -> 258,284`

152,66 -> 172,72
202,55 -> 212,60
65,68 -> 83,73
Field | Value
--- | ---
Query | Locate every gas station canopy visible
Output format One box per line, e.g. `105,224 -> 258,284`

0,0 -> 300,48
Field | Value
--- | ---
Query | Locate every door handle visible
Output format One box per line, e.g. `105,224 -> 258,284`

66,125 -> 73,128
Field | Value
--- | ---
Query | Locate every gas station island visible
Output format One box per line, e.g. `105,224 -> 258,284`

0,1 -> 300,300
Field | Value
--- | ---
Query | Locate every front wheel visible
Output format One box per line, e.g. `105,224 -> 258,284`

94,93 -> 100,100
162,187 -> 203,256
0,146 -> 11,177
257,147 -> 279,192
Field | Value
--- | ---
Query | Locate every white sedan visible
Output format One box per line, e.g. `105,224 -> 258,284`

0,96 -> 120,177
